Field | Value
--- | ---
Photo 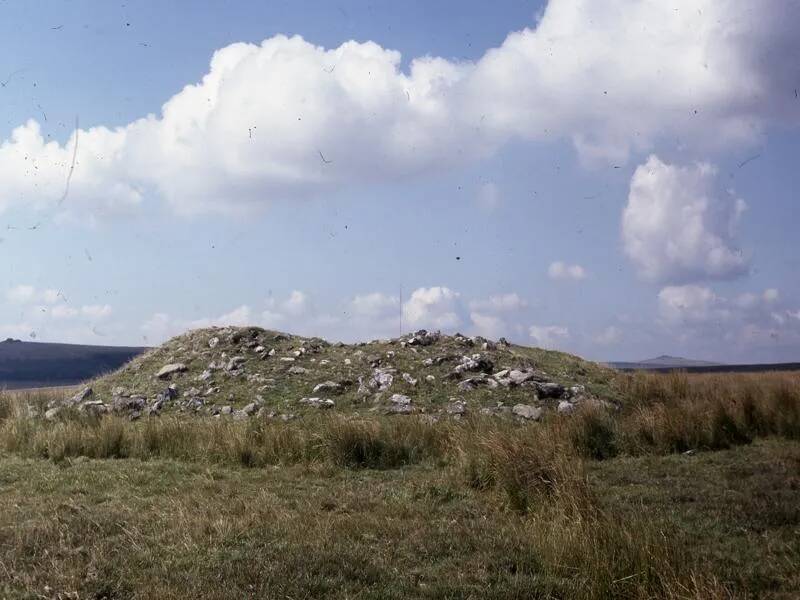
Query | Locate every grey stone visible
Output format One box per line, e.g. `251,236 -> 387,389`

508,370 -> 535,385
226,356 -> 246,371
117,395 -> 146,413
370,368 -> 394,391
69,386 -> 93,406
389,393 -> 412,406
452,354 -> 494,376
402,373 -> 418,386
79,400 -> 107,416
299,397 -> 335,409
313,381 -> 343,394
512,404 -> 543,421
567,385 -> 586,399
557,401 -> 576,414
157,363 -> 187,379
446,400 -> 467,416
406,329 -> 440,346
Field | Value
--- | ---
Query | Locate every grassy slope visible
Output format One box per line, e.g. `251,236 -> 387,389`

0,439 -> 797,599
87,326 -> 620,413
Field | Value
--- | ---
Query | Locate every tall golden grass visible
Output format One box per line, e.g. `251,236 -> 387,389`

1,371 -> 798,468
5,372 -> 794,597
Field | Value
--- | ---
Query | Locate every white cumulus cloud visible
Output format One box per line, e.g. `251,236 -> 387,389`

1,1 -> 798,216
623,155 -> 749,284
402,286 -> 463,330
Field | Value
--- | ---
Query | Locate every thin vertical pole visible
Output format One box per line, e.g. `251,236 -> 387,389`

399,284 -> 403,337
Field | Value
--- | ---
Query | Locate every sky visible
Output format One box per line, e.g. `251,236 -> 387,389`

0,0 -> 798,363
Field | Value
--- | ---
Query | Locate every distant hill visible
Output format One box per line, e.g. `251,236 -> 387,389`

0,338 -> 147,389
639,355 -> 723,367
609,355 -> 800,373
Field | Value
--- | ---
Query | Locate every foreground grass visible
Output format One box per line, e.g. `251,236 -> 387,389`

1,440 -> 797,598
0,371 -> 798,598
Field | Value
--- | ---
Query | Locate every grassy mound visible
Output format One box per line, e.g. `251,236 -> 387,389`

81,326 -> 619,418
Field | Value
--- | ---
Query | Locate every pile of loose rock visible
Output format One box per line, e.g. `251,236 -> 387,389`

40,326 -> 614,422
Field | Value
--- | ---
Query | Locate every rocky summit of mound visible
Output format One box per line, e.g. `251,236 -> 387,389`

52,327 -> 619,421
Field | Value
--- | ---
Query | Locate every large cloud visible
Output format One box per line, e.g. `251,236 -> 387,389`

1,0 -> 798,216
622,155 -> 749,284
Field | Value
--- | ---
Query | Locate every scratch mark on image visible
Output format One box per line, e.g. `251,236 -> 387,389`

58,116 -> 80,207
738,154 -> 761,169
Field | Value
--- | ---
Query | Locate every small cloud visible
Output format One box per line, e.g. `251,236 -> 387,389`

81,304 -> 113,319
350,292 -> 399,319
529,324 -> 570,349
469,292 -> 527,313
403,286 -> 462,330
6,285 -> 67,306
50,305 -> 79,319
548,261 -> 586,281
470,312 -> 507,339
282,290 -> 310,316
6,284 -> 36,304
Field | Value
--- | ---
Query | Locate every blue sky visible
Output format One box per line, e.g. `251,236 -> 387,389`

0,0 -> 798,363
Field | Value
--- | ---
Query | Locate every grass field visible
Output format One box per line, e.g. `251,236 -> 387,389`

0,370 -> 798,599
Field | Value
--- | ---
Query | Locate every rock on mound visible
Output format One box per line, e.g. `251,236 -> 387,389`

78,327 -> 618,420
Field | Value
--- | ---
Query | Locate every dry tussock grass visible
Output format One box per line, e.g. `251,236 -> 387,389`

0,371 -> 797,597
